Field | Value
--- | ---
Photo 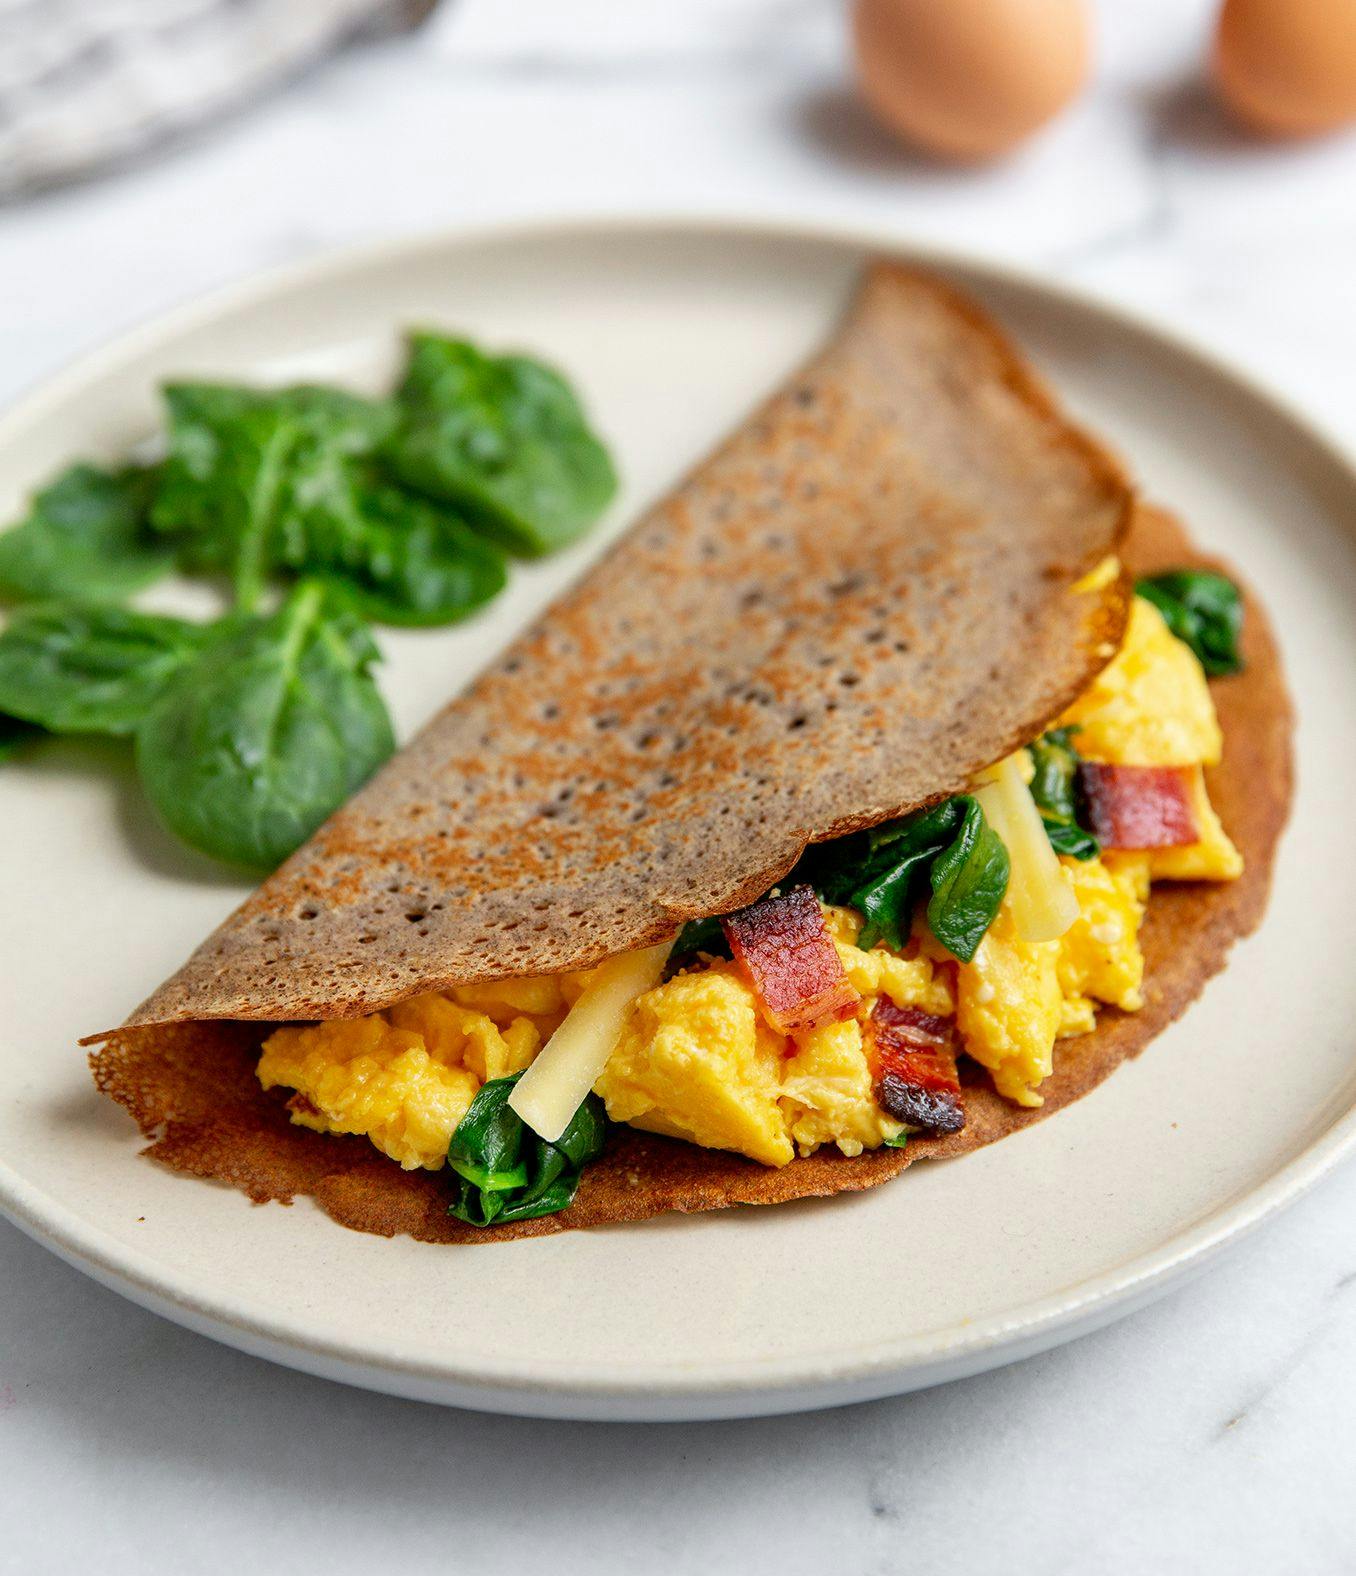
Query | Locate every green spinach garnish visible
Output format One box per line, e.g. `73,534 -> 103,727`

0,603 -> 211,735
793,795 -> 1009,962
1136,570 -> 1244,676
447,1073 -> 607,1227
154,382 -> 506,624
0,464 -> 170,603
387,335 -> 617,556
136,580 -> 394,869
1028,727 -> 1100,860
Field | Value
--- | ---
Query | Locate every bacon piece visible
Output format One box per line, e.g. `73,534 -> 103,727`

869,1000 -> 965,1136
1079,762 -> 1198,850
721,885 -> 860,1036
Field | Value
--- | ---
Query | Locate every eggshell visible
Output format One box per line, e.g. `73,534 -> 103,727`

852,0 -> 1090,161
1214,0 -> 1356,137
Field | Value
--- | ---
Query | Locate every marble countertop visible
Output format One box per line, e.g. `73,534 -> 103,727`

2,1 -> 1354,1569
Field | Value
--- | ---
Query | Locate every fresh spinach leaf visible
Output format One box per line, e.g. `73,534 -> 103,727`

1028,727 -> 1100,861
0,714 -> 43,760
387,335 -> 617,557
0,603 -> 210,735
792,796 -> 1008,962
882,1130 -> 910,1150
136,580 -> 394,869
153,382 -> 504,624
153,383 -> 398,611
1136,570 -> 1244,677
300,480 -> 506,627
0,463 -> 170,603
447,1073 -> 607,1227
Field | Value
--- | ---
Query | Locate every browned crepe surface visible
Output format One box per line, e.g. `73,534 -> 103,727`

105,261 -> 1130,1034
89,502 -> 1292,1244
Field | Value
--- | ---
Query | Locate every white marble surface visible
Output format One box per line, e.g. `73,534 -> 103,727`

2,0 -> 1354,1569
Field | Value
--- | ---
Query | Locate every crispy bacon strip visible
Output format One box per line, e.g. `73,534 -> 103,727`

1079,762 -> 1198,850
721,885 -> 860,1036
869,999 -> 965,1136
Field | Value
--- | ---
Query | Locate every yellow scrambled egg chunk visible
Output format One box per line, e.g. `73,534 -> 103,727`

1059,595 -> 1223,767
258,1015 -> 483,1171
258,982 -> 576,1171
926,851 -> 1148,1106
828,904 -> 957,1018
781,1017 -> 893,1158
941,905 -> 1063,1107
1056,854 -> 1147,1031
596,966 -> 793,1166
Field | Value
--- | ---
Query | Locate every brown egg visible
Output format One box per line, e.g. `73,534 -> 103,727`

851,0 -> 1090,161
1214,0 -> 1356,137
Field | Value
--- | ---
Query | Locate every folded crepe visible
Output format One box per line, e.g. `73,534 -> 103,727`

88,263 -> 1292,1243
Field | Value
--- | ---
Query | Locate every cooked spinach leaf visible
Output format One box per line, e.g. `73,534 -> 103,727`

926,798 -> 1012,961
882,1130 -> 910,1150
793,795 -> 1009,962
1136,570 -> 1244,677
136,580 -> 394,869
0,463 -> 170,603
0,603 -> 210,735
1028,727 -> 1100,861
447,1073 -> 607,1227
387,335 -> 617,556
0,714 -> 43,760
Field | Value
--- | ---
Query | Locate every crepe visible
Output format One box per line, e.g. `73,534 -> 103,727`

87,266 -> 1293,1245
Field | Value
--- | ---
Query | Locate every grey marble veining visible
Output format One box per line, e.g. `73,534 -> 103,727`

1,1 -> 1353,1569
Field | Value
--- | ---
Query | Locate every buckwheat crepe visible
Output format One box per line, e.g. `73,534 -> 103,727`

88,264 -> 1292,1243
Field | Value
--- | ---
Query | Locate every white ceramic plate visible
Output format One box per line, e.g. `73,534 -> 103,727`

1,219 -> 1352,1422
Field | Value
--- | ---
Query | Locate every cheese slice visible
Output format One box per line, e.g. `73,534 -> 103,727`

508,941 -> 673,1142
973,753 -> 1079,943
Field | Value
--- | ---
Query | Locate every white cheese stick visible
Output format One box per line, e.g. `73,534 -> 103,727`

973,753 -> 1079,943
508,941 -> 673,1143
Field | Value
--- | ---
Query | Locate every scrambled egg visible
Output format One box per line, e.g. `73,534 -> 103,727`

258,1015 -> 483,1172
943,906 -> 1063,1108
258,985 -> 575,1170
258,594 -> 1243,1169
597,966 -> 794,1166
1059,596 -> 1222,767
1057,854 -> 1146,1027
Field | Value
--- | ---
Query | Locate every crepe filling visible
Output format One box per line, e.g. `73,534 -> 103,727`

255,580 -> 1243,1224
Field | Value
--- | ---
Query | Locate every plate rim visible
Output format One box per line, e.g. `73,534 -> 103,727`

1,211 -> 1349,1419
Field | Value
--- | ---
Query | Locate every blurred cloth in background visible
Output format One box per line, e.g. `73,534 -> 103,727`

0,0 -> 435,200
